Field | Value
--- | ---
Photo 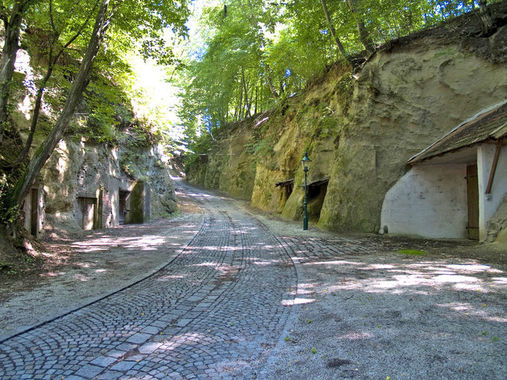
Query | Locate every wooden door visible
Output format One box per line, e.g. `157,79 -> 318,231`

119,190 -> 129,225
30,188 -> 38,236
94,188 -> 103,229
466,164 -> 479,240
79,197 -> 96,230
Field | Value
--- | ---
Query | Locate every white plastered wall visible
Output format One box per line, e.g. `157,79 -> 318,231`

380,165 -> 468,238
477,143 -> 507,241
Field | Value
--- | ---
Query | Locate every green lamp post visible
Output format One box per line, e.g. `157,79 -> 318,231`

301,151 -> 311,230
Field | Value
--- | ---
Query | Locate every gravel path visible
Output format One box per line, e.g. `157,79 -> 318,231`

0,181 -> 506,379
254,214 -> 507,379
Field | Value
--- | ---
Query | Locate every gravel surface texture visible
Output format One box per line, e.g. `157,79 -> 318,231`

0,181 -> 506,379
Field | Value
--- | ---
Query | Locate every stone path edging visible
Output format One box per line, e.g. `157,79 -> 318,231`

0,214 -> 206,345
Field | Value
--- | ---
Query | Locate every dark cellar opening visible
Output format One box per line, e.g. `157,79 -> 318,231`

307,178 -> 329,221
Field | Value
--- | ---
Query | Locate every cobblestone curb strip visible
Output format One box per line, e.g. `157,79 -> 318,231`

0,217 -> 207,346
0,187 -> 298,379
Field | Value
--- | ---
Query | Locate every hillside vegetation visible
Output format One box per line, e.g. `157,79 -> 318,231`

184,2 -> 507,233
0,0 -> 189,267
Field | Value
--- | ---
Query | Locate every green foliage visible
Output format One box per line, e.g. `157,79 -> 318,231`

183,132 -> 212,169
118,120 -> 162,178
0,0 -> 191,235
336,73 -> 354,114
13,0 -> 190,150
244,137 -> 272,156
178,0 -> 489,150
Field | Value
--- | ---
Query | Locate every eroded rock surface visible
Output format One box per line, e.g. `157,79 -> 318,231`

186,8 -> 507,235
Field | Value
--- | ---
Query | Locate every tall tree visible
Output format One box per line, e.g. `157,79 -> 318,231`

346,0 -> 374,55
11,0 -> 113,207
319,0 -> 350,62
0,0 -> 34,143
19,0 -> 99,162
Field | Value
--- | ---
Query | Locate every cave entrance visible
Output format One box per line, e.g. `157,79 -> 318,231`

307,177 -> 329,221
119,190 -> 130,225
128,181 -> 146,224
275,178 -> 294,210
78,196 -> 101,230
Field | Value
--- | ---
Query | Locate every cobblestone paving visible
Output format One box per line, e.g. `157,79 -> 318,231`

278,235 -> 379,262
0,188 -> 296,379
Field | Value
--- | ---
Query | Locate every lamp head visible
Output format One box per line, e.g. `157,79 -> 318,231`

301,151 -> 311,171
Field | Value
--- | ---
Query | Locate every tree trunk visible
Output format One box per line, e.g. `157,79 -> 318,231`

241,68 -> 253,117
0,0 -> 33,143
254,84 -> 258,114
12,0 -> 111,207
19,1 -> 97,163
246,82 -> 254,117
239,85 -> 244,120
241,68 -> 248,117
319,0 -> 351,62
263,63 -> 280,99
478,0 -> 493,35
18,66 -> 54,163
346,0 -> 374,55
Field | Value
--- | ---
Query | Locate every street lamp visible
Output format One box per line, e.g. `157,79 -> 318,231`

301,151 -> 311,230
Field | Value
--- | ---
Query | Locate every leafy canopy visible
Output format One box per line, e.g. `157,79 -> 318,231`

177,0 -> 497,153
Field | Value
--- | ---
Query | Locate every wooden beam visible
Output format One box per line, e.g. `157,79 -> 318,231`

485,140 -> 502,194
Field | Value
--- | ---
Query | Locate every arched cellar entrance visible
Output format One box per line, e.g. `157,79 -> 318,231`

307,177 -> 329,222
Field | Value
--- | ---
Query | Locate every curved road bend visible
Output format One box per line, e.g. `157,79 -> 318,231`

0,183 -> 297,379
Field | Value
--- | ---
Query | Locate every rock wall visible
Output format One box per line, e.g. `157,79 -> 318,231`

41,138 -> 176,236
186,118 -> 257,199
6,43 -> 178,238
119,143 -> 177,220
185,6 -> 507,234
487,194 -> 507,243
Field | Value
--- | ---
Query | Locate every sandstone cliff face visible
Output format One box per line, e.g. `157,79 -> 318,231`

186,10 -> 507,234
8,48 -> 178,237
41,138 -> 176,235
320,36 -> 507,232
186,118 -> 257,200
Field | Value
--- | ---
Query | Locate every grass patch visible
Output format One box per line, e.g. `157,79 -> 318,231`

397,249 -> 427,256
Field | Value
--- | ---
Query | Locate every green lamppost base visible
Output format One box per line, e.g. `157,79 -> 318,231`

301,151 -> 310,231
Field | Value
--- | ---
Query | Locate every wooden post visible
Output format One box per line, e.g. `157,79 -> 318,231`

485,140 -> 502,194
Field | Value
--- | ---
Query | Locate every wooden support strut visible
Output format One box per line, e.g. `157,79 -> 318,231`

485,140 -> 502,194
